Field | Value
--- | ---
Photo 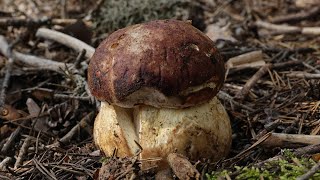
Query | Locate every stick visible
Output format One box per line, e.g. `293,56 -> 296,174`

14,136 -> 32,169
297,161 -> 320,180
0,17 -> 91,27
255,20 -> 301,33
270,7 -> 320,24
1,125 -> 22,154
34,29 -> 95,102
0,57 -> 13,107
294,144 -> 320,157
36,28 -> 95,59
235,64 -> 272,100
256,144 -> 320,168
0,157 -> 12,171
286,72 -> 320,79
226,50 -> 264,67
217,91 -> 254,111
261,133 -> 320,148
255,20 -> 320,35
0,35 -> 73,73
46,112 -> 94,148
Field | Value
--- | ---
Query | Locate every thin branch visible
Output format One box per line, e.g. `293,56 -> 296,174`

0,57 -> 13,106
217,91 -> 254,111
286,72 -> 320,79
0,17 -> 91,27
297,161 -> 320,180
261,133 -> 320,148
255,20 -> 320,35
46,112 -> 94,148
0,35 -> 73,73
14,136 -> 32,169
0,157 -> 12,171
36,28 -> 94,59
235,64 -> 272,100
270,6 -> 320,24
1,124 -> 23,154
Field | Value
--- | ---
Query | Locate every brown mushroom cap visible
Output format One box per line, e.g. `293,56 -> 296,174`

88,19 -> 225,108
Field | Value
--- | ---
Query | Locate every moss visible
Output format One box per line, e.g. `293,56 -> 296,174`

92,0 -> 190,35
207,150 -> 320,180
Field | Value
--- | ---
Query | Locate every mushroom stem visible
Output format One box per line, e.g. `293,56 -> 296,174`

94,97 -> 231,169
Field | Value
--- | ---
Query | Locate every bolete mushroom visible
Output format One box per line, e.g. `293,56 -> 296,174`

88,19 -> 232,168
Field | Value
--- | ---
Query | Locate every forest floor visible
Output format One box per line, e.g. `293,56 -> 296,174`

0,0 -> 320,179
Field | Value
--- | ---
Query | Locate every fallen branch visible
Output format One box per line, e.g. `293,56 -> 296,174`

286,72 -> 320,79
255,20 -> 301,34
0,57 -> 13,107
235,64 -> 272,100
261,133 -> 320,148
217,91 -> 254,111
1,124 -> 23,154
14,136 -> 32,169
46,112 -> 94,148
36,28 -> 95,59
0,157 -> 12,171
295,0 -> 320,8
226,50 -> 266,77
0,35 -> 73,73
234,60 -> 302,100
256,144 -> 320,169
0,17 -> 91,27
290,56 -> 320,74
255,20 -> 320,35
35,28 -> 95,102
297,161 -> 320,180
270,6 -> 320,24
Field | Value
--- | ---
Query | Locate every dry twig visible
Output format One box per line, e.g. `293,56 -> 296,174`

1,124 -> 23,154
261,133 -> 320,148
294,144 -> 320,157
286,72 -> 320,79
14,136 -> 32,169
270,6 -> 320,23
217,91 -> 254,111
36,28 -> 94,59
0,17 -> 90,27
0,35 -> 73,73
297,161 -> 320,180
235,64 -> 272,100
46,112 -> 94,148
0,157 -> 12,171
255,20 -> 320,35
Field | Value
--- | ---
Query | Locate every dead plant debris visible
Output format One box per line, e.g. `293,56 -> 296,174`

0,0 -> 320,179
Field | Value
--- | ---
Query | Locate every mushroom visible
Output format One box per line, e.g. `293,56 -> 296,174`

88,19 -> 232,168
